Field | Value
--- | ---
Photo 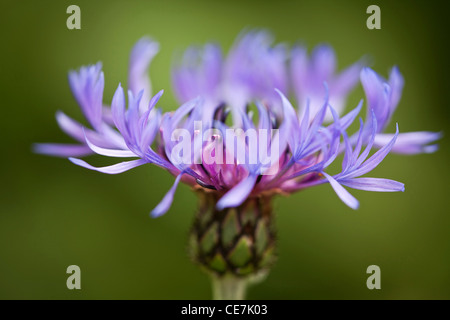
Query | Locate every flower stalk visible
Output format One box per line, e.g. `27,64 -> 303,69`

211,275 -> 248,300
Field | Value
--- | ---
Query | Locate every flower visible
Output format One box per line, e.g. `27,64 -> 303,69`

35,31 -> 440,217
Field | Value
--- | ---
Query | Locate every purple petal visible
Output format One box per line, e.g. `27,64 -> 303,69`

291,45 -> 308,99
330,100 -> 362,131
128,37 -> 159,113
55,111 -> 85,142
348,124 -> 399,178
69,157 -> 146,174
56,111 -> 125,149
150,173 -> 184,218
139,109 -> 161,152
216,174 -> 257,210
360,67 -> 390,129
127,89 -> 143,143
333,60 -> 364,95
111,84 -> 127,137
340,177 -> 405,192
84,131 -> 136,157
224,30 -> 287,111
172,44 -> 222,103
350,118 -> 365,166
311,45 -> 336,82
374,131 -> 442,154
322,172 -> 359,209
102,105 -> 114,125
170,97 -> 200,129
33,143 -> 92,157
276,89 -> 299,152
147,90 -> 164,113
387,66 -> 404,114
68,63 -> 104,130
354,110 -> 378,168
98,123 -> 129,149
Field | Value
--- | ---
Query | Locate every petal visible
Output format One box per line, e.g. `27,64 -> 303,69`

360,68 -> 386,110
291,45 -> 309,99
128,37 -> 160,113
111,84 -> 127,137
333,60 -> 364,95
127,89 -> 143,143
147,90 -> 164,113
84,131 -> 136,157
350,118 -> 365,166
340,177 -> 405,192
172,44 -> 222,103
374,131 -> 442,154
55,111 -> 85,142
330,100 -> 362,131
360,67 -> 390,130
98,123 -> 129,149
170,97 -> 200,128
139,110 -> 161,152
68,63 -> 104,130
276,89 -> 299,152
322,172 -> 359,209
69,157 -> 146,174
150,172 -> 184,218
354,110 -> 378,168
388,66 -> 404,112
348,124 -> 398,178
33,143 -> 92,158
202,44 -> 223,95
216,174 -> 257,210
311,44 -> 336,82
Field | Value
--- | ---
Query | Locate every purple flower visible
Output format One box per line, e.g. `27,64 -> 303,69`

36,31 -> 441,217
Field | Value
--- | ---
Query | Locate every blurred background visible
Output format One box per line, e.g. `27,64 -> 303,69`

1,0 -> 448,299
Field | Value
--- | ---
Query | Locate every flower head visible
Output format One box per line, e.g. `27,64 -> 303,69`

35,31 -> 441,217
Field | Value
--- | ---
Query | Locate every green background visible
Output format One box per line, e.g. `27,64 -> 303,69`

1,0 -> 448,299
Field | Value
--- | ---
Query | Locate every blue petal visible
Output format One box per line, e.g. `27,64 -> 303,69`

387,66 -> 404,113
128,37 -> 160,113
347,124 -> 398,178
69,157 -> 146,174
150,173 -> 184,218
55,111 -> 85,142
311,44 -> 336,81
111,84 -> 127,137
84,131 -> 136,158
276,89 -> 299,153
322,172 -> 359,209
216,174 -> 257,210
68,63 -> 104,130
33,143 -> 92,158
374,131 -> 442,155
340,178 -> 405,192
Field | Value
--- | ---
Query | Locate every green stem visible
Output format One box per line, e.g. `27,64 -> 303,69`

212,276 -> 248,300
